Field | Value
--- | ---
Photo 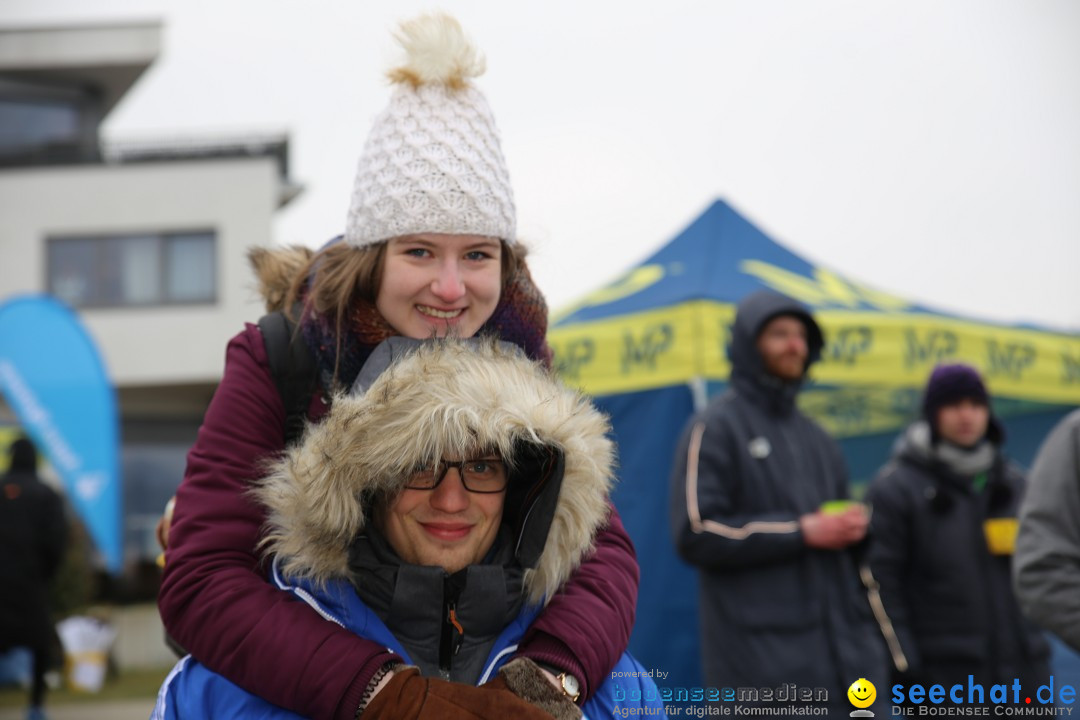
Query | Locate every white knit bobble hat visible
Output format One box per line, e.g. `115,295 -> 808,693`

344,13 -> 516,248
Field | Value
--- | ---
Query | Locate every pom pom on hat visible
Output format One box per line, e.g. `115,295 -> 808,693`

387,13 -> 486,90
345,12 -> 516,248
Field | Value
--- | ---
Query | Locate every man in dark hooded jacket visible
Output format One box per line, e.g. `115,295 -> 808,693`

0,436 -> 68,720
866,364 -> 1049,699
670,290 -> 890,714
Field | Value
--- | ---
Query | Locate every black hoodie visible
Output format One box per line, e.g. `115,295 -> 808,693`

670,290 -> 888,709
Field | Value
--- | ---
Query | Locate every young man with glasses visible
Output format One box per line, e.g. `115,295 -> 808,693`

153,339 -> 664,720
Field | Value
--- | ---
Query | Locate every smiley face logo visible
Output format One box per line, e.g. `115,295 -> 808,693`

847,678 -> 876,709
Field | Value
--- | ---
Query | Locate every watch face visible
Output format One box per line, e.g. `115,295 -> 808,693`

563,673 -> 580,696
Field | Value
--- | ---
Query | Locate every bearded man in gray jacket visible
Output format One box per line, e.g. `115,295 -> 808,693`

670,290 -> 890,715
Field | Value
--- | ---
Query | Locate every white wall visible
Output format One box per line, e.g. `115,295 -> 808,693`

0,158 -> 277,386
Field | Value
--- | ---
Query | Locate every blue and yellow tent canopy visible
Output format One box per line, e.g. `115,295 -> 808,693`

548,199 -> 1079,688
552,199 -> 1080,438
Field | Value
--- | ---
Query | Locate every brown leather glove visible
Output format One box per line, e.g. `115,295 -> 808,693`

485,658 -> 582,720
362,666 -> 557,720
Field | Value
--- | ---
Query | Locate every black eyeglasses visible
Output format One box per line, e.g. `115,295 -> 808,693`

404,458 -> 508,494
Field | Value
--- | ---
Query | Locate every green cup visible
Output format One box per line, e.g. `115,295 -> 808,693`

820,500 -> 859,515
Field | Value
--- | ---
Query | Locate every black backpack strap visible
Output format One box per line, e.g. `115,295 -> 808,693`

257,310 -> 319,446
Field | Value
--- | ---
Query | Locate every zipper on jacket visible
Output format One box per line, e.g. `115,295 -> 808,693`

859,563 -> 910,673
974,490 -> 1002,676
439,574 -> 465,675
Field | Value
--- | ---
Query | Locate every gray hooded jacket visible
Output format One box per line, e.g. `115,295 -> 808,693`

1015,408 -> 1080,652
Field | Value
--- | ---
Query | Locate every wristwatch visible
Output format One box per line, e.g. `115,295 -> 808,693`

555,670 -> 581,703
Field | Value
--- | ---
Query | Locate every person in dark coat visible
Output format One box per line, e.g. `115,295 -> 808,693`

0,436 -> 68,720
670,289 -> 890,715
866,364 -> 1050,699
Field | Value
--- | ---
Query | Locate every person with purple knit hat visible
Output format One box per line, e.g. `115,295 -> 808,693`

865,363 -> 1051,703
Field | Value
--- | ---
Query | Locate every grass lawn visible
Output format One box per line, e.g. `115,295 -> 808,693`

0,665 -> 173,708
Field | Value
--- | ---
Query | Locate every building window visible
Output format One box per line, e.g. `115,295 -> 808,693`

0,78 -> 101,166
47,232 -> 217,308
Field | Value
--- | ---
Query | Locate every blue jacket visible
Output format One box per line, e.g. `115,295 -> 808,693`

153,562 -> 666,719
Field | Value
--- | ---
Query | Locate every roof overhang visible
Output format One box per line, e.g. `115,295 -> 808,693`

0,21 -> 162,116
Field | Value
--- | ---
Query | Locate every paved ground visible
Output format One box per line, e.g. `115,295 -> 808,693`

0,642 -> 1072,720
0,698 -> 154,720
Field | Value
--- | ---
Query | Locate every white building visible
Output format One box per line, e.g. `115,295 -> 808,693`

0,21 -> 300,572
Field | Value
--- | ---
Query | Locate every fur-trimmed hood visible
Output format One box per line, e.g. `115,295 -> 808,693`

255,339 -> 615,604
247,245 -> 313,313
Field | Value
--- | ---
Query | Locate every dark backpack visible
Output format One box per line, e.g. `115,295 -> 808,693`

257,311 -> 319,445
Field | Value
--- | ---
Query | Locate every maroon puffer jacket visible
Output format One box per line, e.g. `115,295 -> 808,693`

159,324 -> 640,719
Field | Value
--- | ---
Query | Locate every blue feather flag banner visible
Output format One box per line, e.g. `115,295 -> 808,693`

0,295 -> 122,573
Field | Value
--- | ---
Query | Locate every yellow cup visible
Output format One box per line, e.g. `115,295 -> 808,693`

983,518 -> 1019,555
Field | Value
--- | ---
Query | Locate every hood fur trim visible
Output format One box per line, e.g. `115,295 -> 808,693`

255,339 -> 615,604
247,245 -> 314,313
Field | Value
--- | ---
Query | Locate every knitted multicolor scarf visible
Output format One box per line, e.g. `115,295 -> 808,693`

300,262 -> 552,393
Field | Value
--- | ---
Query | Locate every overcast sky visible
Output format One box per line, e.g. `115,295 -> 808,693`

5,0 -> 1079,330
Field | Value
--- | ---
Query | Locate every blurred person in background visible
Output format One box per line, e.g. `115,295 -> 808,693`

669,289 -> 889,715
1014,408 -> 1080,652
0,436 -> 68,720
866,364 -> 1050,700
157,12 -> 638,719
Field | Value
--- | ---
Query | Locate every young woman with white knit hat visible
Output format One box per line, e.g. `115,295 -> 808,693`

157,13 -> 638,719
